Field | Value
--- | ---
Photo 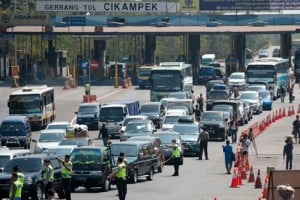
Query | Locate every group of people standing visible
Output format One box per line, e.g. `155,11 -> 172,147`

9,155 -> 73,200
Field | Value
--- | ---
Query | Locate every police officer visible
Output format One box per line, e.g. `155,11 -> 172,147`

9,172 -> 22,200
108,157 -> 127,200
57,155 -> 73,200
13,166 -> 24,185
84,83 -> 91,95
171,139 -> 180,176
43,158 -> 54,199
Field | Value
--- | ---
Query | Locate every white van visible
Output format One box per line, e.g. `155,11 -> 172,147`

201,54 -> 216,65
0,149 -> 31,172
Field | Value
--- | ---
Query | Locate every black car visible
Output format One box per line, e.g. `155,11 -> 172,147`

206,89 -> 231,111
173,118 -> 201,156
154,131 -> 184,165
199,111 -> 226,141
70,146 -> 113,192
205,80 -> 224,94
0,154 -> 64,200
75,103 -> 101,130
139,102 -> 166,128
110,141 -> 158,183
198,66 -> 217,85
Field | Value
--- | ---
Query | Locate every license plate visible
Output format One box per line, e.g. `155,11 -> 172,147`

77,177 -> 87,182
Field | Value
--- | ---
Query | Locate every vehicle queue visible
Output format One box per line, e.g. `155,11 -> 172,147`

0,58 -> 292,199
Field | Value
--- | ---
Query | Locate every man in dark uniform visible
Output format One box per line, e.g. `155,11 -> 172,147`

197,127 -> 209,160
98,123 -> 109,146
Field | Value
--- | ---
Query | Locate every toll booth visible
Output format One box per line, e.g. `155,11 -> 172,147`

225,55 -> 239,77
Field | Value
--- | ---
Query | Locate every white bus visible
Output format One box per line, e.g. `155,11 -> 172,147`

150,62 -> 193,102
246,58 -> 290,98
8,85 -> 55,129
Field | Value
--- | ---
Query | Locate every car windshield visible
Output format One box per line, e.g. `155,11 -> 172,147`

201,113 -> 223,121
71,149 -> 101,170
156,134 -> 180,144
4,158 -> 42,172
59,139 -> 88,146
208,91 -> 228,100
111,144 -> 137,157
140,104 -> 159,113
173,124 -> 198,135
248,85 -> 265,91
169,92 -> 187,99
38,132 -> 65,142
163,116 -> 180,124
168,106 -> 188,111
259,91 -> 270,98
0,122 -> 26,136
240,93 -> 258,100
230,74 -> 244,79
78,105 -> 97,113
0,156 -> 10,168
47,124 -> 68,130
43,148 -> 73,156
125,122 -> 152,132
212,105 -> 232,112
199,67 -> 213,75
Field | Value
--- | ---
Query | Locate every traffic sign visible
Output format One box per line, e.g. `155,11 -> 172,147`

79,59 -> 89,69
90,59 -> 99,70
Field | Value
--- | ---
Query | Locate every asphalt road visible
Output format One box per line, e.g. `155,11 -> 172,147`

0,80 -> 299,200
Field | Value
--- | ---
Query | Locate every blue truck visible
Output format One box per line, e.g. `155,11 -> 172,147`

99,100 -> 140,138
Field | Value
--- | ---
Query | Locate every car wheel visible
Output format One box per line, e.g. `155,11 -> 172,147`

102,178 -> 111,192
147,167 -> 154,181
130,169 -> 138,184
33,183 -> 43,200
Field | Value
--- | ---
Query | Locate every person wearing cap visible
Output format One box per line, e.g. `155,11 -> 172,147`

57,155 -> 72,200
43,158 -> 54,199
197,127 -> 209,160
98,123 -> 109,146
171,139 -> 180,176
108,157 -> 127,200
9,172 -> 23,200
13,166 -> 24,185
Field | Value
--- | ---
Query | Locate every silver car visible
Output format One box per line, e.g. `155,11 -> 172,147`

239,91 -> 263,114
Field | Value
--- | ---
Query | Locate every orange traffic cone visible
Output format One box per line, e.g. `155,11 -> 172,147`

237,166 -> 243,185
248,166 -> 255,182
288,106 -> 291,116
262,174 -> 269,198
245,155 -> 250,171
298,104 -> 300,113
272,112 -> 276,122
292,105 -> 295,115
213,196 -> 217,200
230,169 -> 239,188
241,165 -> 247,180
255,169 -> 262,189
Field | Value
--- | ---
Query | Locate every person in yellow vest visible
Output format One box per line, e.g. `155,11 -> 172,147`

56,155 -> 72,200
171,139 -> 180,176
84,83 -> 91,95
43,158 -> 54,199
13,166 -> 24,185
9,172 -> 22,200
108,157 -> 127,200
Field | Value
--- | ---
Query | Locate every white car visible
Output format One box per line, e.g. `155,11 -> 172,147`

228,72 -> 247,90
239,91 -> 263,114
33,129 -> 66,153
162,114 -> 186,131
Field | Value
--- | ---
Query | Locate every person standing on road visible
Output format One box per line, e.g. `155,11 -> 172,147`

229,117 -> 239,143
197,93 -> 204,112
99,123 -> 109,146
240,134 -> 251,158
292,115 -> 300,143
108,157 -> 127,200
57,155 -> 73,200
9,173 -> 23,200
223,140 -> 234,174
197,127 -> 209,160
43,158 -> 54,199
171,139 -> 181,176
280,85 -> 286,103
13,166 -> 24,185
193,104 -> 202,122
283,139 -> 294,170
288,86 -> 294,103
